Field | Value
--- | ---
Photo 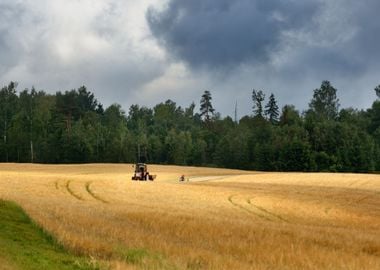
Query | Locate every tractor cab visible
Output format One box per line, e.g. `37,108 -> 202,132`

132,163 -> 156,181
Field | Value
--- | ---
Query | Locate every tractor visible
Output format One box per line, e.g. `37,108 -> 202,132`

131,163 -> 156,181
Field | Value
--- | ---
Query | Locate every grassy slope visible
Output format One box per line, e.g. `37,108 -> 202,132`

0,200 -> 101,270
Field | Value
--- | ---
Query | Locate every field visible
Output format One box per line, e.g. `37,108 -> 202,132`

0,164 -> 379,269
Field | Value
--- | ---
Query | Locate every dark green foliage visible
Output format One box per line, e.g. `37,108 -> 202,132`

0,82 -> 18,162
280,140 -> 312,171
0,80 -> 378,173
280,105 -> 301,126
214,127 -> 250,169
368,101 -> 380,134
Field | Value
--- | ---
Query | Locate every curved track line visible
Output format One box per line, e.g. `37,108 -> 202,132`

247,198 -> 288,223
85,181 -> 109,204
65,180 -> 84,201
54,180 -> 69,195
228,195 -> 272,221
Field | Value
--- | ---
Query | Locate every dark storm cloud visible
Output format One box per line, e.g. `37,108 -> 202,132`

147,0 -> 380,79
147,0 -> 320,68
343,1 -> 380,66
286,0 -> 380,82
145,0 -> 380,114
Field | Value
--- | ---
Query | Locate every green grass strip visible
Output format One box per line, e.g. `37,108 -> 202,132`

0,200 -> 103,270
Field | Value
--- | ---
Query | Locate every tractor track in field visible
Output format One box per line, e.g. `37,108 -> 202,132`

65,180 -> 85,201
85,181 -> 109,204
54,180 -> 70,195
247,197 -> 288,222
228,195 -> 272,221
228,195 -> 289,223
55,179 -> 110,204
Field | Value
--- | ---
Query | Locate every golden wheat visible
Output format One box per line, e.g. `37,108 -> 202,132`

0,163 -> 379,269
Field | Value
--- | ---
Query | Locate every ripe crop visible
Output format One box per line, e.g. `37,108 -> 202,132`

0,164 -> 379,269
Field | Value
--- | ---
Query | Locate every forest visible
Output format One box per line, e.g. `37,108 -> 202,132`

0,81 -> 379,172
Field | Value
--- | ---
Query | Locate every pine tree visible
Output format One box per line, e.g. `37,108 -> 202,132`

252,89 -> 265,117
265,93 -> 279,124
200,90 -> 215,122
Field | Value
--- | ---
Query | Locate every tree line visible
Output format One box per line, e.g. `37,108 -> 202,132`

0,81 -> 379,172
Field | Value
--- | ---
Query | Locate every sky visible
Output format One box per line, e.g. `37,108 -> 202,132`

1,0 -> 379,118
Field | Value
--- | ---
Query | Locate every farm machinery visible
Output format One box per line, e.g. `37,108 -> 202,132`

131,145 -> 156,181
131,162 -> 156,181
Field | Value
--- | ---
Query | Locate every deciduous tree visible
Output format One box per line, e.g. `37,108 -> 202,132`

252,89 -> 265,117
308,80 -> 340,121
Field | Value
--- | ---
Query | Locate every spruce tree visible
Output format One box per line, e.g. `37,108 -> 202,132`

265,93 -> 279,124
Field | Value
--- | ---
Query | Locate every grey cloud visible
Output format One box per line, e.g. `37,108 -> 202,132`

0,0 -> 378,119
0,1 -> 166,109
145,0 -> 380,115
147,0 -> 380,81
345,1 -> 380,64
92,2 -> 121,40
147,0 -> 320,69
278,0 -> 380,81
0,2 -> 26,69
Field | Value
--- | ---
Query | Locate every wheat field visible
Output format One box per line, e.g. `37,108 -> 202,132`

0,163 -> 379,269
